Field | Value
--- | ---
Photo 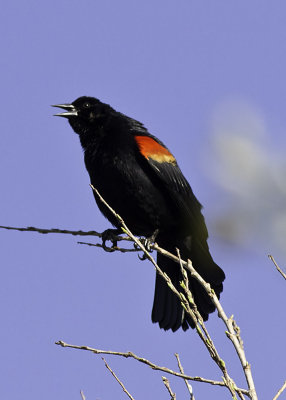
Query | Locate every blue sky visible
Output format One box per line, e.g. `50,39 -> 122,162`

1,1 -> 286,399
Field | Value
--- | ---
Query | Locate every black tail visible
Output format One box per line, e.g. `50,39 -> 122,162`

151,239 -> 225,331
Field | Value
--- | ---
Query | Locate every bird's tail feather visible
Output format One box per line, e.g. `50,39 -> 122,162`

151,239 -> 225,331
152,252 -> 185,332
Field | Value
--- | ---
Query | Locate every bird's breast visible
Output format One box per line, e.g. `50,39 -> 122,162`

83,148 -> 175,236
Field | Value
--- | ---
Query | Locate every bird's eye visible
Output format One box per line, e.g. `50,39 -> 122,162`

84,102 -> 90,109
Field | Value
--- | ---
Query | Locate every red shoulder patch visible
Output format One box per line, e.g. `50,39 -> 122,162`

135,136 -> 176,164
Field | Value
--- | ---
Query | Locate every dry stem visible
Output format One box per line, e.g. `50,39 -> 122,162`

55,340 -> 248,395
273,380 -> 286,400
102,357 -> 135,400
268,255 -> 286,281
162,376 -> 176,399
175,353 -> 195,400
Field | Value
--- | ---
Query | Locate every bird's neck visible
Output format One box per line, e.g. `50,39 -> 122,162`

79,126 -> 105,152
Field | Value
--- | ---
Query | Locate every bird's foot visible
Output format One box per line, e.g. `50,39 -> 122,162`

143,229 -> 159,251
101,228 -> 121,252
137,229 -> 159,260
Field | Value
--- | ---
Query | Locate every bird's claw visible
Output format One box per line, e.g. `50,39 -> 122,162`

138,252 -> 148,261
133,242 -> 146,259
137,229 -> 159,260
141,229 -> 159,251
101,228 -> 121,252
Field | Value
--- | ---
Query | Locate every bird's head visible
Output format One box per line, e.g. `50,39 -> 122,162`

52,96 -> 112,135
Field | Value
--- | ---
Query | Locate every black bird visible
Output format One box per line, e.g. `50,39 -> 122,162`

53,96 -> 225,331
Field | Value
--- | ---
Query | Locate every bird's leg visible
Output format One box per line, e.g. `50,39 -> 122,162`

101,228 -> 122,252
138,229 -> 159,260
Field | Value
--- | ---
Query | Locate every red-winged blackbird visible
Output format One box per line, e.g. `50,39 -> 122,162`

53,96 -> 225,331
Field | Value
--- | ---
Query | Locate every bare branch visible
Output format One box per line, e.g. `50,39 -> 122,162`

162,376 -> 176,399
273,380 -> 286,400
175,353 -> 194,400
183,258 -> 255,398
77,241 -> 138,253
0,225 -> 102,237
268,255 -> 286,281
0,223 -> 138,255
175,252 -> 242,399
80,390 -> 86,400
55,340 -> 249,396
102,357 -> 135,400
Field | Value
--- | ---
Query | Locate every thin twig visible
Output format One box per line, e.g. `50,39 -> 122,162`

80,390 -> 86,400
0,224 -> 137,254
77,241 -> 138,253
55,340 -> 249,395
175,353 -> 194,400
0,224 -> 133,246
268,255 -> 286,281
175,252 -> 240,398
273,380 -> 286,400
162,377 -> 176,399
102,357 -> 135,400
0,225 -> 102,237
183,260 -> 256,400
77,242 -> 137,253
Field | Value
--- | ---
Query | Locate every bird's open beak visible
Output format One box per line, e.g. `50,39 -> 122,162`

52,103 -> 78,118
